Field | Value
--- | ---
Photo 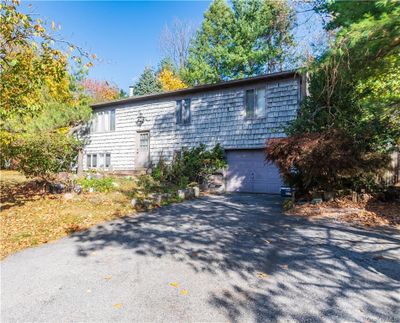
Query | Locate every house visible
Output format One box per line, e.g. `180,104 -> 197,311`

84,70 -> 306,194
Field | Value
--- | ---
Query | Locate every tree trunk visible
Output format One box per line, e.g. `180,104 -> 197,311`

77,149 -> 83,176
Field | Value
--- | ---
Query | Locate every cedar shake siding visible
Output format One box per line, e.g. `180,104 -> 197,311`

83,71 -> 304,172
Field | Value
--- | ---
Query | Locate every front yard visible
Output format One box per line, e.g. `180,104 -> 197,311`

2,168 -> 399,260
285,195 -> 400,228
0,171 -> 137,259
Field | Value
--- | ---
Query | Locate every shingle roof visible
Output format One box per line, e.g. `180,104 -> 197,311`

91,70 -> 300,109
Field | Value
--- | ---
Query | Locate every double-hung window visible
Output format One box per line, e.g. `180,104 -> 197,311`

176,99 -> 191,125
91,109 -> 116,133
245,88 -> 266,118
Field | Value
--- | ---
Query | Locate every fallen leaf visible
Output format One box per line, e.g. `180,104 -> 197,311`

169,282 -> 179,288
180,289 -> 188,296
104,275 -> 112,280
256,272 -> 268,279
113,303 -> 122,309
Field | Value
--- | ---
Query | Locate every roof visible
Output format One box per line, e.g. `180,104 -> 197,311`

91,70 -> 300,109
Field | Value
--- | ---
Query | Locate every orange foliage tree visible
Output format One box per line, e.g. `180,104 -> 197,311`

82,79 -> 120,103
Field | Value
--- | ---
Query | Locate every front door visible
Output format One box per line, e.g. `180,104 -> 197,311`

136,131 -> 150,169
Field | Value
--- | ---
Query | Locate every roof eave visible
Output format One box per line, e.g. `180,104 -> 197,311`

91,70 -> 300,109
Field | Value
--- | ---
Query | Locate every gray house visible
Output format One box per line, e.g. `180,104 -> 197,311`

84,70 -> 306,194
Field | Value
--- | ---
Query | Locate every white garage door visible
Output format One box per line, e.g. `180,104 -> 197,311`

226,150 -> 282,194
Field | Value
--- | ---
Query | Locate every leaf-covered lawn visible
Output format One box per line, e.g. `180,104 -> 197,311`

0,171 -> 136,259
286,196 -> 400,228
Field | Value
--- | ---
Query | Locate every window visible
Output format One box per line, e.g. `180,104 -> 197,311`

98,153 -> 105,168
105,153 -> 111,168
110,110 -> 115,131
245,88 -> 266,118
139,132 -> 149,150
92,154 -> 97,167
176,99 -> 191,125
86,153 -> 111,169
91,109 -> 116,133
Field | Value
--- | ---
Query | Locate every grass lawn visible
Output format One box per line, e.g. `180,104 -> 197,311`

0,170 -> 136,259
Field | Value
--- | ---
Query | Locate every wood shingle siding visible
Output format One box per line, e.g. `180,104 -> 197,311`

84,74 -> 302,171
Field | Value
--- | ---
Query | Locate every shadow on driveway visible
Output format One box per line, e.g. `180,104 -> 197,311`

72,193 -> 400,322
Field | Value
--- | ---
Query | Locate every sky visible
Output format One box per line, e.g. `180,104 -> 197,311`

21,1 -> 211,91
21,1 -> 324,92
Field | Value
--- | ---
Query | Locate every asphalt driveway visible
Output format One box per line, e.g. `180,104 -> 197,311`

1,194 -> 400,322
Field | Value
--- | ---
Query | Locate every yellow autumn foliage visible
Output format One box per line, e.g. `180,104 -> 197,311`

158,68 -> 187,91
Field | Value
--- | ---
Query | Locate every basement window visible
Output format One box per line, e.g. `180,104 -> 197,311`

86,153 -> 111,169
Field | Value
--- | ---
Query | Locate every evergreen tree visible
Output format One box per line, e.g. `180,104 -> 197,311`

267,0 -> 400,193
132,67 -> 163,96
183,0 -> 294,85
290,0 -> 400,151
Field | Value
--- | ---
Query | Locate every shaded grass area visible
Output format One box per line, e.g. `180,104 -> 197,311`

0,171 -> 136,259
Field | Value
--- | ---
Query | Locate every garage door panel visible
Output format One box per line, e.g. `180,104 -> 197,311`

226,150 -> 282,194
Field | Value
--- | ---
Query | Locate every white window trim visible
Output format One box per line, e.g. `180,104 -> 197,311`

244,87 -> 267,119
86,152 -> 112,169
91,109 -> 116,133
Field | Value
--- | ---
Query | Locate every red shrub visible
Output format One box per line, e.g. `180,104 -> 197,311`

265,129 -> 390,193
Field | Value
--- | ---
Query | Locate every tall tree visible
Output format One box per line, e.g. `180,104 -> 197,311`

82,79 -> 120,103
267,0 -> 400,193
0,0 -> 92,179
132,67 -> 163,96
160,18 -> 195,72
0,0 -> 91,119
183,0 -> 295,85
291,0 -> 400,150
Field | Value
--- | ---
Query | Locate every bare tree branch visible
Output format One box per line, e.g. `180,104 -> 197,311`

159,18 -> 195,71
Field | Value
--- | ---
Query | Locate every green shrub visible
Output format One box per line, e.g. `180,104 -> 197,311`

77,176 -> 114,192
12,132 -> 81,182
151,153 -> 168,182
152,143 -> 226,188
134,174 -> 161,196
282,198 -> 294,211
131,174 -> 182,207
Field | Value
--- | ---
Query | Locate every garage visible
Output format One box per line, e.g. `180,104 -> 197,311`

226,149 -> 282,194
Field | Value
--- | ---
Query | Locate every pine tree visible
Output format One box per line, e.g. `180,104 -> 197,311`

182,0 -> 234,85
132,67 -> 163,96
183,0 -> 294,85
